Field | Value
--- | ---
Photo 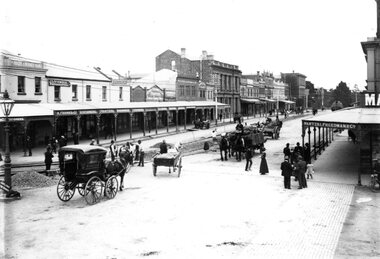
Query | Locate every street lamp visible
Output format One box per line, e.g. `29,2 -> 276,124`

0,90 -> 19,198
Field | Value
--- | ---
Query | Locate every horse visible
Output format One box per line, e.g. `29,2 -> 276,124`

104,158 -> 129,191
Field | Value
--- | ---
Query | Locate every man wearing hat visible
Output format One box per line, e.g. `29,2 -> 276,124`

281,156 -> 293,189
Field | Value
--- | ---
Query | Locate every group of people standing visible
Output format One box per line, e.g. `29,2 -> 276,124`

44,135 -> 68,171
109,140 -> 145,167
281,142 -> 313,190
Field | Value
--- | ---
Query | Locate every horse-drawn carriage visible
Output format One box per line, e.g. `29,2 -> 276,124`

152,149 -> 182,177
261,118 -> 282,139
57,145 -> 130,205
227,126 -> 265,157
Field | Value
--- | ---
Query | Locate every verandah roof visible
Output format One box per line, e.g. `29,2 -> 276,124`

0,101 -> 229,119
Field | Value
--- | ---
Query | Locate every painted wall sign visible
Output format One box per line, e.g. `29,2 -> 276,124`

55,111 -> 77,116
0,117 -> 24,122
99,109 -> 115,114
303,121 -> 357,129
49,79 -> 71,87
79,110 -> 98,115
112,79 -> 129,86
117,109 -> 130,113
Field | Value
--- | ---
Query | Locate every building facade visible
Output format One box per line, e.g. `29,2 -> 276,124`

281,72 -> 307,108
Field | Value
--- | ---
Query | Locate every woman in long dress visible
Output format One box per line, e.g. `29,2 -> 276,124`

260,152 -> 269,175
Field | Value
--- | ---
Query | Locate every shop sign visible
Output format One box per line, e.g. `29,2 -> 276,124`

99,109 -> 115,114
79,110 -> 98,115
364,93 -> 380,107
131,108 -> 144,113
49,79 -> 71,87
112,79 -> 129,86
0,117 -> 24,122
55,111 -> 77,116
303,121 -> 357,129
117,108 -> 130,113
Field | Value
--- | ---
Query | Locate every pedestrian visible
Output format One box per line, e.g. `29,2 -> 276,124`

160,139 -> 168,154
219,113 -> 223,122
293,142 -> 303,157
109,140 -> 117,161
211,129 -> 217,144
51,137 -> 58,153
220,133 -> 229,161
304,143 -> 311,164
281,156 -> 293,189
306,163 -> 314,179
283,143 -> 291,159
90,139 -> 96,145
259,152 -> 269,175
134,141 -> 140,161
44,146 -> 54,171
137,140 -> 144,167
26,135 -> 32,156
294,155 -> 307,189
245,147 -> 253,171
235,121 -> 244,132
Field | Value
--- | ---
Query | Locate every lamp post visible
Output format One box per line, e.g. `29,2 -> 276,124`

0,90 -> 19,198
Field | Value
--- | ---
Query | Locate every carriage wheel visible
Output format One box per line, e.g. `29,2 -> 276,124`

84,176 -> 103,205
153,165 -> 157,176
77,183 -> 85,196
105,176 -> 118,199
57,176 -> 75,202
177,158 -> 182,177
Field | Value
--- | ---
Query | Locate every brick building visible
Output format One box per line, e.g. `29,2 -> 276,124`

281,72 -> 307,108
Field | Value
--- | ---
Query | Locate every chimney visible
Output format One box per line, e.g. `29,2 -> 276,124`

181,48 -> 186,58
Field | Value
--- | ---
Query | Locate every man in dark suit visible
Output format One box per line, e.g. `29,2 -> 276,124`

160,139 -> 168,154
281,156 -> 293,189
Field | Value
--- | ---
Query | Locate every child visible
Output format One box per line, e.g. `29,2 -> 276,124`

306,163 -> 314,179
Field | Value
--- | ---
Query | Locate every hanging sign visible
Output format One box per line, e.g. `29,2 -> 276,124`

49,79 -> 71,87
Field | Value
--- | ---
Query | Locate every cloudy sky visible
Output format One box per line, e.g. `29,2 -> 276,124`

1,0 -> 376,89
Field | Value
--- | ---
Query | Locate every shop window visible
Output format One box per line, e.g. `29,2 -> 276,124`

54,86 -> 61,101
102,86 -> 107,101
86,85 -> 91,101
119,87 -> 123,100
18,76 -> 25,94
34,77 -> 41,94
72,84 -> 78,101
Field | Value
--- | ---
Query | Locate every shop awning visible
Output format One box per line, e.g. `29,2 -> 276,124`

260,98 -> 277,103
240,98 -> 264,104
279,100 -> 296,104
302,108 -> 380,129
0,101 -> 230,120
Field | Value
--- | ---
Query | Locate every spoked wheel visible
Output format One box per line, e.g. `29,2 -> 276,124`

177,157 -> 182,178
84,176 -> 103,205
77,183 -> 85,196
153,165 -> 157,177
57,176 -> 76,202
105,176 -> 118,199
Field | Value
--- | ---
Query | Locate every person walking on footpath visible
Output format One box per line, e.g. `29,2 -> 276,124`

26,135 -> 32,156
259,151 -> 269,175
283,143 -> 291,160
294,155 -> 307,189
44,146 -> 54,171
281,156 -> 293,189
137,140 -> 144,167
304,143 -> 311,164
245,147 -> 253,171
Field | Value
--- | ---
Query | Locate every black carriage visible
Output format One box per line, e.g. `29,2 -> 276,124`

152,151 -> 182,177
57,145 -> 129,205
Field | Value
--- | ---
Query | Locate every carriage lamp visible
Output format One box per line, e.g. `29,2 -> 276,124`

0,90 -> 19,198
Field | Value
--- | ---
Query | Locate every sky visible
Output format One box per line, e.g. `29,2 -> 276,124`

0,0 -> 376,90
